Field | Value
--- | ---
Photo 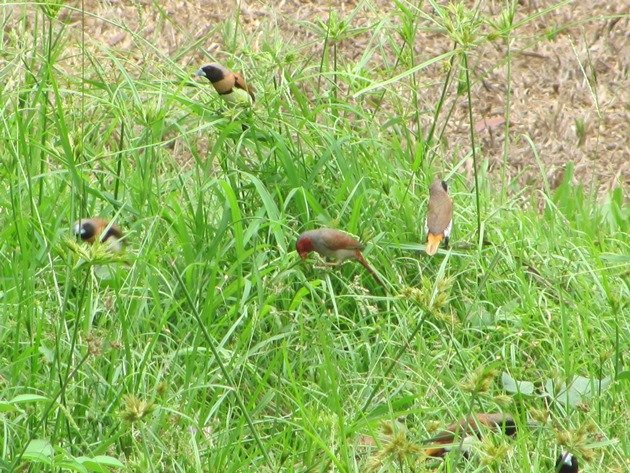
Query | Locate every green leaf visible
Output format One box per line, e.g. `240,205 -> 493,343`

243,173 -> 286,250
56,459 -> 89,473
289,286 -> 312,311
501,372 -> 535,395
10,394 -> 48,404
469,304 -> 495,328
23,439 -> 54,464
90,456 -> 125,468
616,370 -> 630,382
219,180 -> 244,259
38,345 -> 56,364
365,395 -> 416,420
599,253 -> 630,265
0,394 -> 47,413
544,375 -> 613,406
0,402 -> 16,413
76,455 -> 125,471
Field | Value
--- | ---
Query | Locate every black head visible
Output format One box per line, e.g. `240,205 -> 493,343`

501,418 -> 517,437
196,64 -> 227,83
441,180 -> 448,192
556,452 -> 578,473
75,221 -> 96,241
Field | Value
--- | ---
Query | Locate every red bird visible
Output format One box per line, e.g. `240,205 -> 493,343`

296,228 -> 385,287
422,413 -> 517,458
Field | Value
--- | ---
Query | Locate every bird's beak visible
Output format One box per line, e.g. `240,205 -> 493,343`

195,68 -> 205,77
299,252 -> 307,261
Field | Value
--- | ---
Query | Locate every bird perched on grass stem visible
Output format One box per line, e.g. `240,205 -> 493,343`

72,218 -> 124,253
425,179 -> 453,255
195,63 -> 255,105
556,452 -> 578,472
296,228 -> 385,287
422,413 -> 517,458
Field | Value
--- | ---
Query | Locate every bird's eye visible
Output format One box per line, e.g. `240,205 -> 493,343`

441,180 -> 448,192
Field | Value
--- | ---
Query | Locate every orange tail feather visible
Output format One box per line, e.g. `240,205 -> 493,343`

354,251 -> 386,288
426,233 -> 443,256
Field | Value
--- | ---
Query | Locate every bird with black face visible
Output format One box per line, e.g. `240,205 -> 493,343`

422,413 -> 517,458
72,218 -> 124,253
556,452 -> 578,473
195,63 -> 255,106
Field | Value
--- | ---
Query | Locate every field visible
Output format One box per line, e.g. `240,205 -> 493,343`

1,1 -> 628,472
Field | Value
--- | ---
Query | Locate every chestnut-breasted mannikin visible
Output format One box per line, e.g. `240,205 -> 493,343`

195,63 -> 255,105
72,218 -> 124,253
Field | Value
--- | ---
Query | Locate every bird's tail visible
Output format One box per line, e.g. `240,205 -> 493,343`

425,233 -> 443,256
354,250 -> 386,288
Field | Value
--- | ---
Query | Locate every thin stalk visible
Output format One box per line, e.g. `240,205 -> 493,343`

333,41 -> 338,103
425,43 -> 458,162
320,307 -> 431,473
502,35 -> 513,200
316,22 -> 330,96
359,310 -> 428,414
172,264 -> 272,468
11,352 -> 91,469
397,44 -> 457,212
462,52 -> 482,240
37,15 -> 54,207
114,120 -> 125,201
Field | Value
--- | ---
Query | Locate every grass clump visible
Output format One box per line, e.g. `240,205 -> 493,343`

0,1 -> 628,472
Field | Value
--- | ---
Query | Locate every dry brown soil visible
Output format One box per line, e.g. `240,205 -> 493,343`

9,1 -> 630,194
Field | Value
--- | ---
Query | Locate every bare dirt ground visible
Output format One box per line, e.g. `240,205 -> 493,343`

11,1 -> 630,195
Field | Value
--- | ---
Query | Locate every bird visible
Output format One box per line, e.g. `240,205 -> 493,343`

422,413 -> 517,458
556,452 -> 578,472
72,218 -> 124,253
296,228 -> 385,287
425,179 -> 453,255
195,63 -> 255,105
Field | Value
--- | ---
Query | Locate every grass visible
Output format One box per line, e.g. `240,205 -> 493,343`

1,1 -> 628,472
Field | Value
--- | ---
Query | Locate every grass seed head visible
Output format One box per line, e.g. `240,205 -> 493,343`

461,366 -> 499,394
120,395 -> 155,423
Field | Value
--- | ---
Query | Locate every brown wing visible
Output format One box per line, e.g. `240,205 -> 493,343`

234,73 -> 256,101
101,222 -> 123,242
85,218 -> 108,243
423,420 -> 463,443
90,218 -> 123,243
476,413 -> 517,436
427,195 -> 453,234
422,414 -> 515,458
424,414 -> 515,443
319,228 -> 363,251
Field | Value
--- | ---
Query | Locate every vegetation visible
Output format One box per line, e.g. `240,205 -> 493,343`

1,1 -> 627,471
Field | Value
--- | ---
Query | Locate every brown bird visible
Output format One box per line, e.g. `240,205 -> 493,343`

195,63 -> 255,105
422,413 -> 517,458
296,228 -> 385,287
425,179 -> 453,255
72,218 -> 124,253
556,452 -> 578,473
